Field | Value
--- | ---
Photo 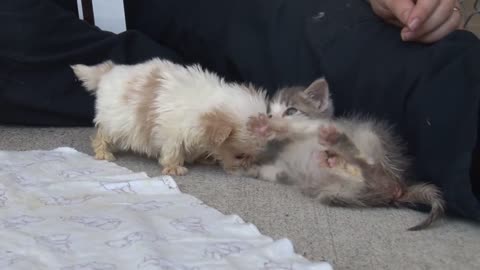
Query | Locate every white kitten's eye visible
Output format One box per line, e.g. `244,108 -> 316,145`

284,107 -> 298,116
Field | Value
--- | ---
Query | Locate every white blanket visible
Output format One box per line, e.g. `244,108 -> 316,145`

0,147 -> 333,270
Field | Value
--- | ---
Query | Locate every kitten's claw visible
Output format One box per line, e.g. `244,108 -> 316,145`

319,125 -> 339,146
162,165 -> 188,176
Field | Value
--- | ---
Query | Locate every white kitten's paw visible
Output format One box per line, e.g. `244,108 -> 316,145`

94,151 -> 116,161
162,165 -> 188,176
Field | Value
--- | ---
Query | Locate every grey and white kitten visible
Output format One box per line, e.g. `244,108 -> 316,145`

244,78 -> 445,231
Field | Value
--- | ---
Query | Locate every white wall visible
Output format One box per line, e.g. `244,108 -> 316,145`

77,0 -> 126,34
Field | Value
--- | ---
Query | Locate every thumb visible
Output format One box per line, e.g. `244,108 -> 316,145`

385,0 -> 415,26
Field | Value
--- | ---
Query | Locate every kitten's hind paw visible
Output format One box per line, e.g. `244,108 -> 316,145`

318,125 -> 340,146
315,150 -> 338,168
162,165 -> 189,176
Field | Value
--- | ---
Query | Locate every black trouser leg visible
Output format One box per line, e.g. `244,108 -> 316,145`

0,0 -> 183,126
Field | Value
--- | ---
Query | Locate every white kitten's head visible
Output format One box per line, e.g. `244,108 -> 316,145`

268,78 -> 334,120
199,86 -> 269,172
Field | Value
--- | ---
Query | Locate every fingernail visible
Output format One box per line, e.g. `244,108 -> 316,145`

408,18 -> 420,31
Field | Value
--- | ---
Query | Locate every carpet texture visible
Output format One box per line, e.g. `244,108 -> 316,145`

1,126 -> 479,270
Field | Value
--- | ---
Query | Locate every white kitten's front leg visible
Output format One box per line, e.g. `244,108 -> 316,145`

159,142 -> 188,176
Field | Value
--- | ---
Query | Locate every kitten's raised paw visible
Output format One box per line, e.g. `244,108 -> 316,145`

162,165 -> 188,176
247,113 -> 272,138
94,151 -> 116,161
319,125 -> 339,146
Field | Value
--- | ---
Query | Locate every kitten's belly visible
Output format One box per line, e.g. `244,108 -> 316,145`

279,138 -> 325,181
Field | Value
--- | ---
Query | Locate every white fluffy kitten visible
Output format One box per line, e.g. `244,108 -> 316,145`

71,58 -> 268,176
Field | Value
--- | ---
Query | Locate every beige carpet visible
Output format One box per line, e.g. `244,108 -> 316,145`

1,126 -> 479,270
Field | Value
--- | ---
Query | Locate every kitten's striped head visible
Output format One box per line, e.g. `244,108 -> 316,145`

268,78 -> 334,120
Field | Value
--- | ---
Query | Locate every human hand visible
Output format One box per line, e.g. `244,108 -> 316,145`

369,0 -> 463,43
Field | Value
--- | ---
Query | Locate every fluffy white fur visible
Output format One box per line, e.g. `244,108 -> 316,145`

71,58 -> 268,175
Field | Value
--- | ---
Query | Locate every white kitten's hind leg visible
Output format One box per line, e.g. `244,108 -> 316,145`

350,128 -> 382,165
159,142 -> 188,176
91,128 -> 116,161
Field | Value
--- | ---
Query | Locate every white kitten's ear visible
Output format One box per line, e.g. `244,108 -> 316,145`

200,109 -> 234,146
302,78 -> 331,113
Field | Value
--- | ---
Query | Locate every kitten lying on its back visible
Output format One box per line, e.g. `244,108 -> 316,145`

245,78 -> 445,231
72,58 -> 268,176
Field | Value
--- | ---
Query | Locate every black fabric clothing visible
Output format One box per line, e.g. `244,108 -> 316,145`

0,0 -> 183,126
1,0 -> 479,221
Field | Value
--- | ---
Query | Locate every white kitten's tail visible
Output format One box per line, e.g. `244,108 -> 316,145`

71,60 -> 114,92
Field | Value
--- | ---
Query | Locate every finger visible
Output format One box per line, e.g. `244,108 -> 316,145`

385,0 -> 415,25
385,18 -> 405,28
406,8 -> 462,43
406,0 -> 440,31
371,1 -> 406,28
417,8 -> 462,43
402,0 -> 457,40
370,0 -> 402,23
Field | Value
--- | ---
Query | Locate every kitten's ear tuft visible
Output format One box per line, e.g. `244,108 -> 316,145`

200,109 -> 234,146
303,78 -> 331,112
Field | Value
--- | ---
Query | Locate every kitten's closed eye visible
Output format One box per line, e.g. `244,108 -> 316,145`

284,107 -> 298,116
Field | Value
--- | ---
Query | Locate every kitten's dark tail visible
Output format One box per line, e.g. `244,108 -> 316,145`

71,60 -> 114,92
396,183 -> 445,231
